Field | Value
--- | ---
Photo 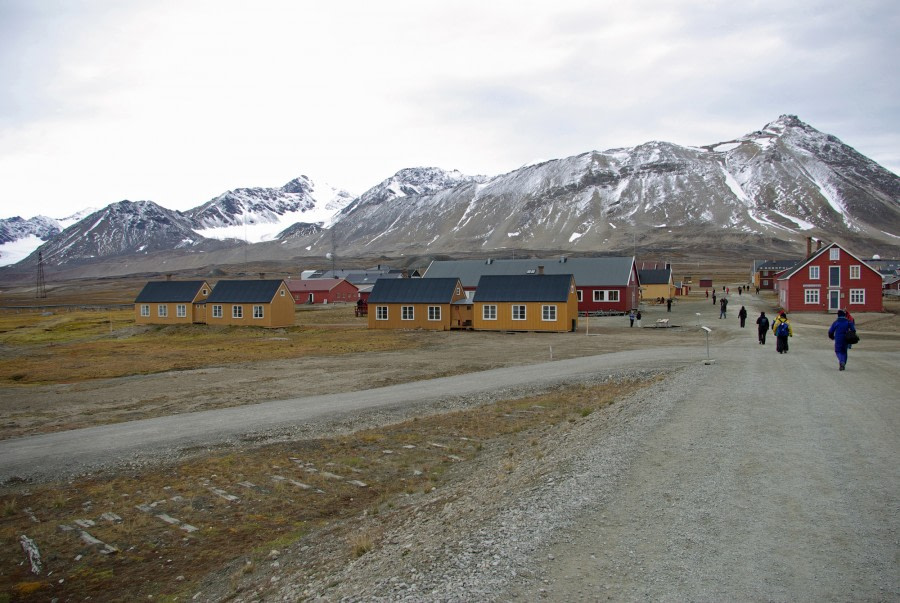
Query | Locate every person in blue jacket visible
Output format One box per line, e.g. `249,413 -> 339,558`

828,309 -> 856,371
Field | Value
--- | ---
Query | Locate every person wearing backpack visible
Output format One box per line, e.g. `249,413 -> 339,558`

828,309 -> 857,371
756,311 -> 770,344
772,311 -> 792,353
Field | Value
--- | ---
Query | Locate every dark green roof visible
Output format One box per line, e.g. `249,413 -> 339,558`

473,274 -> 574,302
134,281 -> 208,303
368,278 -> 460,304
206,280 -> 286,303
637,269 -> 671,285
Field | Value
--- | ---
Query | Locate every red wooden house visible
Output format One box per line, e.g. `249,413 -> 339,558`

286,278 -> 359,305
776,242 -> 883,313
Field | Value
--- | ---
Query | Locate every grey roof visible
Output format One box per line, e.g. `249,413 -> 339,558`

756,259 -> 801,272
206,280 -> 286,303
367,278 -> 461,304
473,274 -> 574,302
423,257 -> 634,288
310,269 -> 404,285
637,269 -> 671,285
135,281 -> 208,303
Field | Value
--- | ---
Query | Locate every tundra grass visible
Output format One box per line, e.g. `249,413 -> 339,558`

0,308 -> 412,385
0,378 -> 655,602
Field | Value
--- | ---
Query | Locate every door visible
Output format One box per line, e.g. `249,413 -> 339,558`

829,289 -> 840,311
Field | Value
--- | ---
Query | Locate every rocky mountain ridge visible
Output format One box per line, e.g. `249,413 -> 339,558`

2,115 -> 898,275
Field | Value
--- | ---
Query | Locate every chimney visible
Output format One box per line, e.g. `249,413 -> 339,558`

259,272 -> 266,280
165,274 -> 172,281
538,265 -> 545,275
817,240 -> 823,250
807,237 -> 812,257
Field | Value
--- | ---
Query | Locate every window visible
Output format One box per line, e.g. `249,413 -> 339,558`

542,305 -> 557,321
212,305 -> 222,318
608,290 -> 620,302
593,290 -> 605,302
849,289 -> 865,304
253,305 -> 264,319
804,289 -> 819,304
202,288 -> 208,296
809,266 -> 820,280
158,304 -> 168,318
849,265 -> 860,280
376,306 -> 388,321
280,289 -> 285,296
830,248 -> 840,260
483,305 -> 497,320
593,290 -> 619,302
140,304 -> 150,317
455,287 -> 461,296
176,304 -> 186,318
232,305 -> 243,319
428,306 -> 441,321
401,306 -> 414,320
512,305 -> 526,320
576,290 -> 583,302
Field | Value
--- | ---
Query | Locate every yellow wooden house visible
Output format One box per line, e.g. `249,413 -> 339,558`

134,280 -> 212,325
472,274 -> 578,332
205,279 -> 295,328
368,278 -> 467,330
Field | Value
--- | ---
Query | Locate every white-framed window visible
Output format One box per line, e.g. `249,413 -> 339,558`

202,288 -> 208,296
212,305 -> 222,318
158,304 -> 168,318
830,248 -> 840,260
608,290 -> 620,302
512,305 -> 526,320
253,305 -> 264,319
849,289 -> 865,304
576,290 -> 583,302
176,304 -> 186,318
280,289 -> 286,296
428,306 -> 441,321
232,305 -> 243,319
809,265 -> 820,280
401,306 -> 414,320
804,289 -> 819,304
542,305 -> 557,321
763,280 -> 770,286
140,304 -> 150,317
376,306 -> 388,321
593,290 -> 605,302
455,286 -> 461,296
483,305 -> 497,320
849,265 -> 860,280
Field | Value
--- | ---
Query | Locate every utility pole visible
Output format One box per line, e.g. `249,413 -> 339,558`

35,251 -> 47,299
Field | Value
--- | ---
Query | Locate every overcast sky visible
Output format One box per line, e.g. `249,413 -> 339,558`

1,0 -> 897,220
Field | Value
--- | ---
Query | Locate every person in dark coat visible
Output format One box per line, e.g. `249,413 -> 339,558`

772,311 -> 792,353
712,291 -> 717,305
738,306 -> 747,328
756,311 -> 769,344
828,309 -> 856,371
719,296 -> 728,319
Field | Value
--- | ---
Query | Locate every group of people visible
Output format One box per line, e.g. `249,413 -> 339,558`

750,308 -> 856,369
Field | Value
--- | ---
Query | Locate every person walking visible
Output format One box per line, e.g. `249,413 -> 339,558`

666,298 -> 672,312
629,309 -> 635,327
738,306 -> 747,328
772,311 -> 792,353
843,308 -> 856,349
828,309 -> 857,371
719,296 -> 728,319
712,291 -> 717,305
635,310 -> 642,328
756,311 -> 770,344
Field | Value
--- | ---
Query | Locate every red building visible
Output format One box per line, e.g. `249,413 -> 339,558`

776,242 -> 883,313
286,278 -> 360,305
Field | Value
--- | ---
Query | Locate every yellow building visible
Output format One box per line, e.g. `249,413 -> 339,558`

205,280 -> 295,328
472,274 -> 578,332
638,268 -> 675,302
134,280 -> 211,325
368,278 -> 467,330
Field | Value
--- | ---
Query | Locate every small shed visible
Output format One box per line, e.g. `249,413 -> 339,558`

134,280 -> 211,325
205,280 -> 295,327
472,274 -> 578,333
698,278 -> 713,288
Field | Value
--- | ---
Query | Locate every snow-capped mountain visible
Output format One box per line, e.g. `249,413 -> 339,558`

0,210 -> 100,266
321,115 -> 899,257
189,176 -> 354,243
27,200 -> 214,266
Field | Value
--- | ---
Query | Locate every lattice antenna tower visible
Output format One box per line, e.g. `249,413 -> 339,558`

35,251 -> 47,299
